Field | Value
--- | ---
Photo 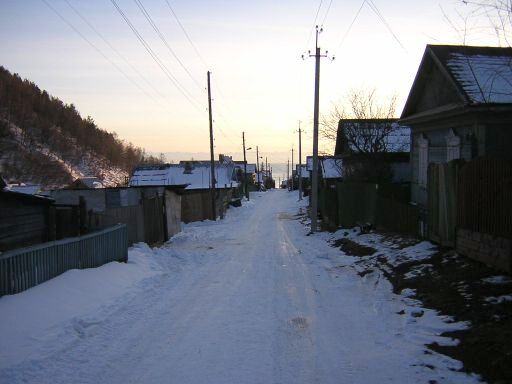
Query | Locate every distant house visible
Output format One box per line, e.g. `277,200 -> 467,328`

6,184 -> 42,195
306,155 -> 343,186
129,156 -> 240,223
129,160 -> 238,190
400,44 -> 512,211
334,118 -> 411,184
66,177 -> 103,189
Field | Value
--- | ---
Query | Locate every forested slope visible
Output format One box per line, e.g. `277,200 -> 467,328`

0,66 -> 160,188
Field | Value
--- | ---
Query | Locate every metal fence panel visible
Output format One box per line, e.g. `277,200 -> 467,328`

0,224 -> 127,297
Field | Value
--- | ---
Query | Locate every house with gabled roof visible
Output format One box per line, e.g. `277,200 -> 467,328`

400,44 -> 512,211
334,118 -> 411,184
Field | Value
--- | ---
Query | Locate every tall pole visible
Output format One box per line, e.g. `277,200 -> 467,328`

287,159 -> 290,190
256,146 -> 259,188
298,121 -> 303,200
305,26 -> 333,232
291,145 -> 294,191
265,157 -> 268,186
207,71 -> 216,221
242,132 -> 249,200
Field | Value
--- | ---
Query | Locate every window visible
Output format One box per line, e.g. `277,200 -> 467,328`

446,129 -> 461,161
418,134 -> 428,187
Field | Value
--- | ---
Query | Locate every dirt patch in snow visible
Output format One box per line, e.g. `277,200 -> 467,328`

387,249 -> 512,384
331,232 -> 512,384
332,238 -> 377,257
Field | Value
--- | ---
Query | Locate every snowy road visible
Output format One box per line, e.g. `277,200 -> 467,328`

0,190 -> 479,383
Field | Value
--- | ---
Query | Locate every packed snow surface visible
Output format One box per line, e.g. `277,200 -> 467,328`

0,191 -> 480,383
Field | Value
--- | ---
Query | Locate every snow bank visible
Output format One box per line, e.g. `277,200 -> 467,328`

0,244 -> 162,368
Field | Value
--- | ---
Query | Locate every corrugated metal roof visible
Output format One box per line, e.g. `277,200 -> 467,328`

129,163 -> 238,190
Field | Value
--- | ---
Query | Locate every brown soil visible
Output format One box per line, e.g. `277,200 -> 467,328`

388,249 -> 512,384
332,235 -> 512,383
332,238 -> 377,257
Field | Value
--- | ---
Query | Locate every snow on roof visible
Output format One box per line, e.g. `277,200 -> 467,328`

305,157 -> 343,178
77,177 -> 103,189
385,124 -> 411,152
7,184 -> 42,195
320,158 -> 343,179
447,53 -> 512,103
234,163 -> 256,174
295,165 -> 309,178
129,163 -> 238,190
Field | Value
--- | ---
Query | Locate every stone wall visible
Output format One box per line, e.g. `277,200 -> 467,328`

456,228 -> 511,273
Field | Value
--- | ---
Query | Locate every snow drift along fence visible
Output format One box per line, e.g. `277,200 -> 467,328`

0,224 -> 128,297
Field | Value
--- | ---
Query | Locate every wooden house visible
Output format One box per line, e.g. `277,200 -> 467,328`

400,44 -> 512,211
334,118 -> 410,184
400,44 -> 512,271
129,156 -> 239,223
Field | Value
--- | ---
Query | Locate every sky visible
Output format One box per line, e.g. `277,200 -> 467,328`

0,0 -> 504,165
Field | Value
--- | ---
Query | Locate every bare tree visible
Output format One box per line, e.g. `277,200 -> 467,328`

321,88 -> 398,154
320,88 -> 402,184
453,1 -> 512,46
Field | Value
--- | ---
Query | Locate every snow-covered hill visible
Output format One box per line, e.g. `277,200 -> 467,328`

0,119 -> 127,188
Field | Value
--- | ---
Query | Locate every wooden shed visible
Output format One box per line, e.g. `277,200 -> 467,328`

0,190 -> 55,251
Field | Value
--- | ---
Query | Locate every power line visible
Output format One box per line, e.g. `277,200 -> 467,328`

110,0 -> 202,112
320,0 -> 334,27
41,0 -> 163,108
305,0 -> 324,51
63,0 -> 167,102
335,0 -> 365,52
365,0 -> 407,52
133,0 -> 204,92
160,0 -> 240,145
163,0 -> 209,70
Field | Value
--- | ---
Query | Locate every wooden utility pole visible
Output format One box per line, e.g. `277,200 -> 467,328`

265,157 -> 268,187
207,71 -> 216,221
298,121 -> 303,200
287,159 -> 290,190
291,145 -> 294,191
242,132 -> 249,200
256,146 -> 260,189
304,26 -> 333,232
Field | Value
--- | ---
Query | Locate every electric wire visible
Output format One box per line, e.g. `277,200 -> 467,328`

320,0 -> 334,27
161,1 -> 239,148
305,0 -> 324,50
335,0 -> 365,52
366,0 -> 407,52
41,0 -> 164,108
63,0 -> 167,102
110,0 -> 203,112
163,0 -> 209,70
133,0 -> 204,92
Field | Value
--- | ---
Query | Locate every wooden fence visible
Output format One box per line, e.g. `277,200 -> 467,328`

0,224 -> 128,297
457,157 -> 512,238
90,205 -> 144,246
375,196 -> 419,236
427,160 -> 464,246
336,182 -> 378,228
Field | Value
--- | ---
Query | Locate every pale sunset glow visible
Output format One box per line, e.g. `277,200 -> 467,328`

0,0 -> 501,162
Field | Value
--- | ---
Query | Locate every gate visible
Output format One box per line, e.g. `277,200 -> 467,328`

142,196 -> 165,245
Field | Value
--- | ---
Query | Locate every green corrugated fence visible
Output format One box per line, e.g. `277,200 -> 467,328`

0,224 -> 128,297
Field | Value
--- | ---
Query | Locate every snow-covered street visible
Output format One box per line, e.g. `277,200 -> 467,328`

0,190 -> 479,384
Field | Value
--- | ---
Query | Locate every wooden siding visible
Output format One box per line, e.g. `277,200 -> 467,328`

0,197 -> 50,252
